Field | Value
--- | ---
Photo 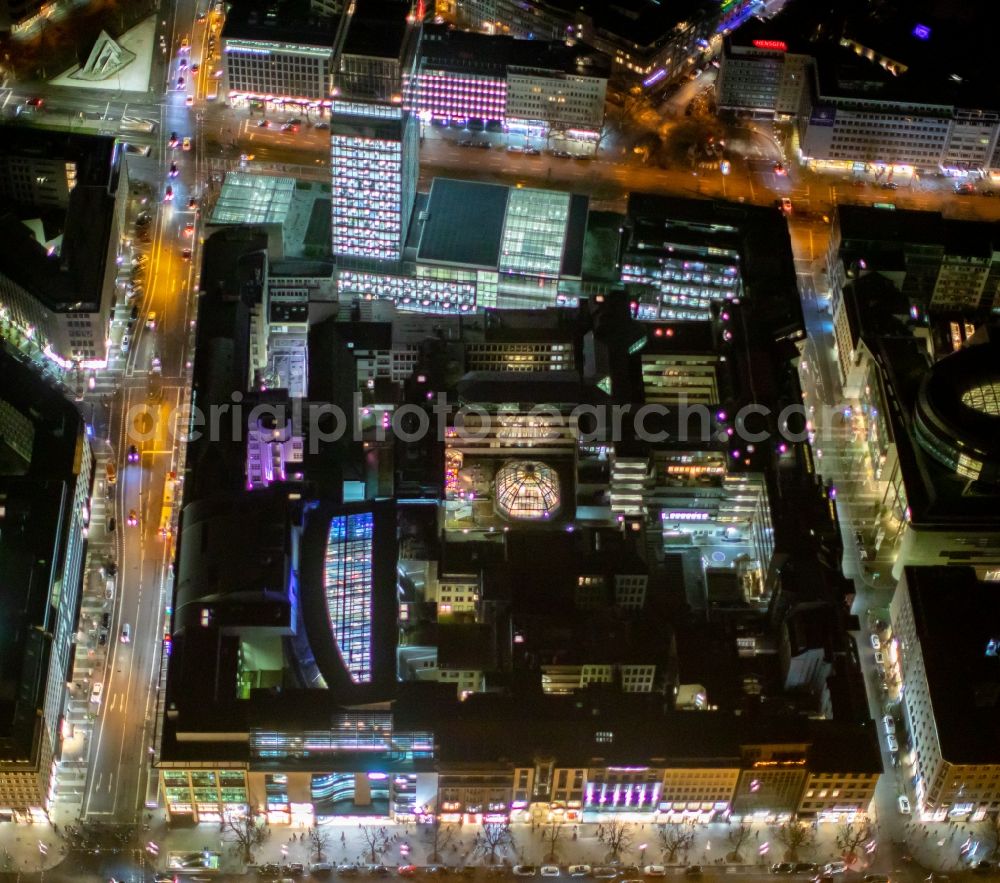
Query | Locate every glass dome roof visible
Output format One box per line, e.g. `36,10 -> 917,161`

494,460 -> 560,520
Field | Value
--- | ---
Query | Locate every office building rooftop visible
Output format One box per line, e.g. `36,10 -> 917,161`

222,0 -> 338,47
419,24 -> 610,79
901,566 -> 1000,765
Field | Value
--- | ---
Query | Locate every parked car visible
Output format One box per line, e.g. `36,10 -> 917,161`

128,444 -> 139,463
90,682 -> 103,703
771,865 -> 794,875
569,868 -> 592,877
863,876 -> 889,883
823,864 -> 847,876
593,871 -> 618,880
541,868 -> 560,878
644,868 -> 666,878
884,714 -> 896,734
898,795 -> 912,814
887,733 -> 899,752
871,634 -> 882,650
514,868 -> 538,878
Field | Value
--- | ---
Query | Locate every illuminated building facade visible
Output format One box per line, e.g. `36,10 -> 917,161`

329,101 -> 418,263
0,352 -> 93,817
222,38 -> 335,102
716,32 -> 810,118
890,567 -> 1000,822
325,511 -> 375,683
0,129 -> 125,365
410,26 -> 608,139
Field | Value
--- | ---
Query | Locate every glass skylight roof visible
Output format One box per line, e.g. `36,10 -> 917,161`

494,460 -> 560,520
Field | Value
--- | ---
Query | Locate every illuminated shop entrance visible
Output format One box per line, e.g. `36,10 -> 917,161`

311,772 -> 390,817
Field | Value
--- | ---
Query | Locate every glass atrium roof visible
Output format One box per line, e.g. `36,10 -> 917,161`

494,460 -> 561,520
210,172 -> 296,226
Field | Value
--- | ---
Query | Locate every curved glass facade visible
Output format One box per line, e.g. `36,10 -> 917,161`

324,512 -> 374,683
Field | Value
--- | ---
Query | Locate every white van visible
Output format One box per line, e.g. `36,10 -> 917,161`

105,576 -> 115,600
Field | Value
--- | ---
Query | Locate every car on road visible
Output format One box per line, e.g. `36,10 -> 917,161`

898,795 -> 911,814
884,714 -> 896,734
773,162 -> 786,176
593,871 -> 618,880
874,650 -> 885,666
177,76 -> 185,89
823,864 -> 847,876
191,63 -> 200,73
541,868 -> 560,878
887,734 -> 899,754
315,121 -> 330,129
188,196 -> 198,210
397,867 -> 417,877
147,310 -> 157,329
771,864 -> 794,874
182,247 -> 192,260
524,147 -> 541,155
120,623 -> 131,643
186,95 -> 194,106
127,509 -> 138,527
183,136 -> 192,151
164,185 -> 174,201
644,868 -> 666,877
90,682 -> 103,703
107,515 -> 116,532
568,867 -> 591,877
128,444 -> 139,463
26,96 -> 45,107
258,119 -> 271,128
871,634 -> 881,650
179,57 -> 187,69
778,196 -> 793,214
514,868 -> 538,877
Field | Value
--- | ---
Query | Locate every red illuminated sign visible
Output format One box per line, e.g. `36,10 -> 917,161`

752,39 -> 788,51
